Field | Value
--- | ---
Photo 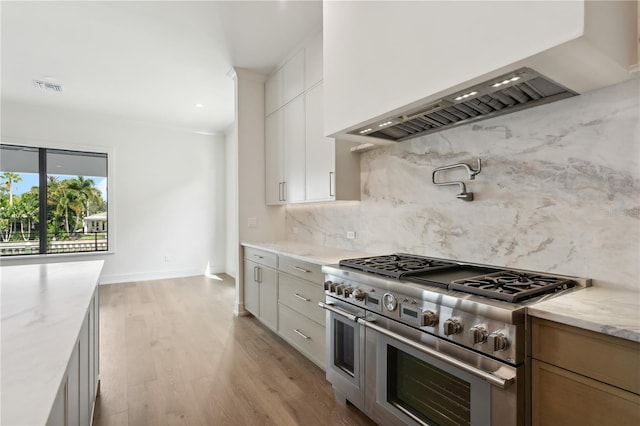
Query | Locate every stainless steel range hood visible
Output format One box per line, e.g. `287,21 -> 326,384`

349,68 -> 577,142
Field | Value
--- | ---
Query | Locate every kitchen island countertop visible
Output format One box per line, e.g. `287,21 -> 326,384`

241,240 -> 375,266
0,260 -> 104,426
527,286 -> 640,343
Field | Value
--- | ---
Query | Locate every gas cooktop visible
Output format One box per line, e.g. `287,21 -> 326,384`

338,253 -> 578,303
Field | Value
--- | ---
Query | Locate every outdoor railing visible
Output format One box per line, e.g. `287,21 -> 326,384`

0,233 -> 108,256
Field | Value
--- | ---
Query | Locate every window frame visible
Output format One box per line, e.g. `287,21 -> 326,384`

0,140 -> 115,258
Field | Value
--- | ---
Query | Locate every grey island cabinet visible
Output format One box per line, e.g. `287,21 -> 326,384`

1,260 -> 103,426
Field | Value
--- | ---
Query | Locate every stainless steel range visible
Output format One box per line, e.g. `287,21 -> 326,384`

319,254 -> 589,426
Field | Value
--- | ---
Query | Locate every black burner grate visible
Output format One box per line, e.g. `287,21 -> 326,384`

449,271 -> 575,302
339,253 -> 457,279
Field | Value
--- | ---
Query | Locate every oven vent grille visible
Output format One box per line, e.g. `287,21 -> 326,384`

350,68 -> 576,142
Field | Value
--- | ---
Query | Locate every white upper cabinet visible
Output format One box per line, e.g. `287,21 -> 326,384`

323,1 -> 638,139
265,69 -> 283,116
265,30 -> 360,206
283,49 -> 305,105
265,109 -> 284,205
305,32 -> 323,90
283,96 -> 306,203
305,84 -> 335,201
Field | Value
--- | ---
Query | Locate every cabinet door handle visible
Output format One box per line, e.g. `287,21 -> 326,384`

294,266 -> 310,273
283,181 -> 287,202
294,293 -> 311,302
294,329 -> 311,340
278,182 -> 283,202
257,267 -> 262,283
253,266 -> 258,282
329,171 -> 335,197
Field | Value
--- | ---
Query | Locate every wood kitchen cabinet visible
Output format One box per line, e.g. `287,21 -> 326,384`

530,317 -> 640,426
243,247 -> 278,331
47,287 -> 100,426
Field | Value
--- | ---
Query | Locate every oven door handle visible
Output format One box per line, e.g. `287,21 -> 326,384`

318,301 -> 358,322
360,319 -> 515,389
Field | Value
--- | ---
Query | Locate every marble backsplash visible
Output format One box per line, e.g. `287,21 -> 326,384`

285,79 -> 640,291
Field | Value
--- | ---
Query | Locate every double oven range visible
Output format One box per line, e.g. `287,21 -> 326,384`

319,254 -> 589,426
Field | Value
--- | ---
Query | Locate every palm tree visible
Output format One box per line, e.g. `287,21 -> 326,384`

1,172 -> 22,205
67,176 -> 100,217
16,191 -> 38,241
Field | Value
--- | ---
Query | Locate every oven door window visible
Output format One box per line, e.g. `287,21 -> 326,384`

388,347 -> 471,425
378,334 -> 491,426
334,319 -> 356,376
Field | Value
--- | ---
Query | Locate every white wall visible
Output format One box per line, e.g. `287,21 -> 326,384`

224,122 -> 238,278
1,101 -> 226,284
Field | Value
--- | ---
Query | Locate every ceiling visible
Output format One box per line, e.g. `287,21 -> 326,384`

1,1 -> 323,135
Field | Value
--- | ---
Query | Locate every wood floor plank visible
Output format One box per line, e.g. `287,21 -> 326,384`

94,275 -> 376,426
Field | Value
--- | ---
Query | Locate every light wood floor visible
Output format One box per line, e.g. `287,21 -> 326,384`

92,275 -> 376,426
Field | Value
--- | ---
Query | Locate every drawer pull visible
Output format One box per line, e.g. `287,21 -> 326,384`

294,293 -> 311,302
294,266 -> 310,273
294,329 -> 311,340
253,254 -> 264,259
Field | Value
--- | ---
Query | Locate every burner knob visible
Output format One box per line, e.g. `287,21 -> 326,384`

383,293 -> 398,311
443,318 -> 462,336
343,287 -> 354,298
323,280 -> 333,291
422,310 -> 438,327
488,332 -> 508,352
352,288 -> 366,301
469,325 -> 488,344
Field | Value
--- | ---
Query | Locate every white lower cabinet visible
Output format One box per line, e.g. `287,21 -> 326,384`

278,303 -> 326,369
47,287 -> 100,426
242,246 -> 328,369
243,248 -> 278,332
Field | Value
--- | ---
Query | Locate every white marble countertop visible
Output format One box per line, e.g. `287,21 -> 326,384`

1,260 -> 104,426
243,242 -> 640,343
242,240 -> 376,266
528,286 -> 640,342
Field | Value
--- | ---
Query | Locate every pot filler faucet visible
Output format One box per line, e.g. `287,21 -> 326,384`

432,158 -> 482,201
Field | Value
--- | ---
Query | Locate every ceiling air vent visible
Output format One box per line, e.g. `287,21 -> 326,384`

32,80 -> 63,92
350,68 -> 577,142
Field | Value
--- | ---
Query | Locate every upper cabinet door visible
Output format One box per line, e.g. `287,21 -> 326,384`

283,50 -> 305,105
265,69 -> 283,116
305,84 -> 335,202
283,96 -> 306,203
305,32 -> 323,90
265,109 -> 284,205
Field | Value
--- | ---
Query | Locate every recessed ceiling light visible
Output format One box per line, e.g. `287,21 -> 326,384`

194,103 -> 204,108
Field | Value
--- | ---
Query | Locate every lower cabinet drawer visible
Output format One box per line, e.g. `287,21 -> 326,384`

278,273 -> 325,325
278,255 -> 323,283
532,359 -> 640,426
278,303 -> 325,369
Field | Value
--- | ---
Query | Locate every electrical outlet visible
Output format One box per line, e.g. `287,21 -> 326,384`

248,217 -> 257,228
346,231 -> 356,240
164,255 -> 170,263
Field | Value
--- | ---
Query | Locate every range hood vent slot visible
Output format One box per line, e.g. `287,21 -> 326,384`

350,68 -> 576,142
